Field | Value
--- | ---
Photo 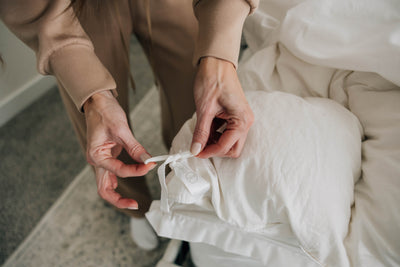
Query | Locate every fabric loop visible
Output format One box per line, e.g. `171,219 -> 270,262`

145,151 -> 194,212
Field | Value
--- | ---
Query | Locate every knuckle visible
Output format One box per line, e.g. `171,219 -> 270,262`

97,188 -> 106,199
87,148 -> 98,162
198,106 -> 215,117
193,127 -> 209,142
243,106 -> 255,124
113,126 -> 127,139
86,148 -> 92,159
86,150 -> 96,165
240,111 -> 254,129
247,112 -> 255,127
235,119 -> 246,129
223,148 -> 232,156
230,151 -> 241,158
214,143 -> 227,154
128,143 -> 144,157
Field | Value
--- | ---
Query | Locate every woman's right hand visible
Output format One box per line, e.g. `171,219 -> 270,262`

83,91 -> 156,210
191,57 -> 254,159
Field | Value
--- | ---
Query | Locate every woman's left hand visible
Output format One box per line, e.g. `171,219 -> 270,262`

191,57 -> 254,158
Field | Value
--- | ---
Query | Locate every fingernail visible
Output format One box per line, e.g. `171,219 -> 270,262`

127,205 -> 138,210
140,153 -> 151,163
191,142 -> 202,156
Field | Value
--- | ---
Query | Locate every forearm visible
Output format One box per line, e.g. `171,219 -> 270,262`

50,45 -> 117,112
0,0 -> 117,112
192,0 -> 259,68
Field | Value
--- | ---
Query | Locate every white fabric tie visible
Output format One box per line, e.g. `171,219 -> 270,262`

145,151 -> 194,212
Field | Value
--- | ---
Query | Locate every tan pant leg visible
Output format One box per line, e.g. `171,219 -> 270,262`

130,0 -> 198,146
58,1 -> 151,217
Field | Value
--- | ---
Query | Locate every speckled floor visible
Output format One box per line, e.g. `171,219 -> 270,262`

3,88 -> 180,267
0,85 -> 86,263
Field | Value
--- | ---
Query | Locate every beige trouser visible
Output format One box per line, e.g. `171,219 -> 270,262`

57,0 -> 197,217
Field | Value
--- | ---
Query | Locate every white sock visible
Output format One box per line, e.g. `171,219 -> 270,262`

130,217 -> 158,250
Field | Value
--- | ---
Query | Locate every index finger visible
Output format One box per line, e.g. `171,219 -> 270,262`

96,168 -> 139,210
197,129 -> 241,158
99,157 -> 156,178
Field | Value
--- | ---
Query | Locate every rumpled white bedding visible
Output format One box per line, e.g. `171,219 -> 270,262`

280,0 -> 400,87
147,1 -> 400,266
240,2 -> 400,266
242,0 -> 400,86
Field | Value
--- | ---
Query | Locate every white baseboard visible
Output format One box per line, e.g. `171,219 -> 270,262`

0,75 -> 57,127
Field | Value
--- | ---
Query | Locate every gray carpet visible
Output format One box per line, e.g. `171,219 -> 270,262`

0,35 -> 154,265
3,87 -> 177,267
0,86 -> 86,263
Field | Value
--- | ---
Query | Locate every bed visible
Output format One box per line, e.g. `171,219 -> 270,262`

146,1 -> 400,266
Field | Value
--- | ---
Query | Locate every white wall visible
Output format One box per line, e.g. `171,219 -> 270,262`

0,21 -> 56,127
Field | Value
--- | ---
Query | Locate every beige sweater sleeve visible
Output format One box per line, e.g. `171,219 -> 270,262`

0,0 -> 117,112
193,0 -> 259,68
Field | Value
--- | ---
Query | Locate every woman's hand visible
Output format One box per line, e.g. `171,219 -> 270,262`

83,91 -> 156,210
191,57 -> 254,158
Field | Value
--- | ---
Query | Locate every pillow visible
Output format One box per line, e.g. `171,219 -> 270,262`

146,90 -> 362,266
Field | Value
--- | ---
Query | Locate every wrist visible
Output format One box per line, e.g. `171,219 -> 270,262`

199,56 -> 235,69
197,57 -> 236,82
83,90 -> 114,113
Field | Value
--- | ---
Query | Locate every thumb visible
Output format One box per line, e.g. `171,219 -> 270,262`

191,112 -> 214,156
119,128 -> 151,163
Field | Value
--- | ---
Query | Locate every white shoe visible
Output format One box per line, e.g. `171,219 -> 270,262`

156,239 -> 183,267
130,217 -> 159,250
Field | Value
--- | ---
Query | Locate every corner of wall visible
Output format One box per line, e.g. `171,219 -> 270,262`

0,75 -> 57,127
